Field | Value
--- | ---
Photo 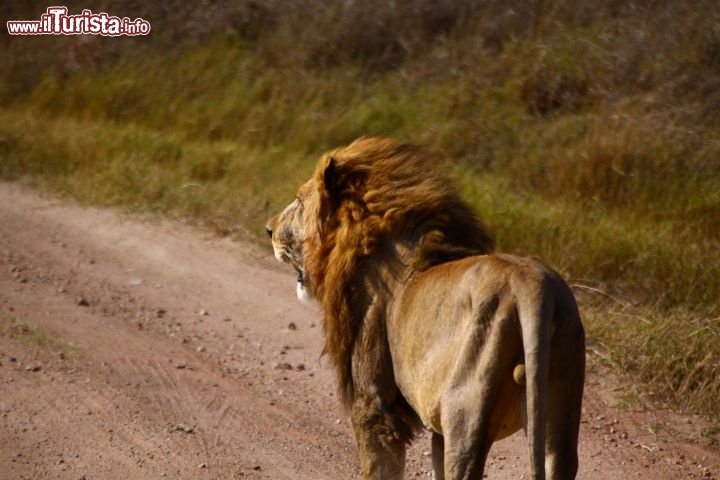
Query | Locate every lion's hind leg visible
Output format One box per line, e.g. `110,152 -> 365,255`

438,384 -> 495,479
438,355 -> 519,478
431,432 -> 445,480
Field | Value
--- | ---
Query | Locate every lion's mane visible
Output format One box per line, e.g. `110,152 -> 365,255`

303,136 -> 494,406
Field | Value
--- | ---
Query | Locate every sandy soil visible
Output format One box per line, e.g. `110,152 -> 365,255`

0,181 -> 717,480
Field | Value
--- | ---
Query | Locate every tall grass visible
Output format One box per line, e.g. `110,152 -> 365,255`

1,0 -> 718,419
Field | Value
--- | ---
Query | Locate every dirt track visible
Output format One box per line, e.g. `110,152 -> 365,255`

0,181 -> 717,479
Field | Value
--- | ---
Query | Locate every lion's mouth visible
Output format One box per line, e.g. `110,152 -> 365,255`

272,243 -> 310,301
295,267 -> 312,303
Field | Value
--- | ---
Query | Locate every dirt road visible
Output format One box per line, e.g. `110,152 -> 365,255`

0,181 -> 717,479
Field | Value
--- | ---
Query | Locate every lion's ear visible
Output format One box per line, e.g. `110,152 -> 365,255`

322,156 -> 365,207
323,157 -> 339,193
323,156 -> 350,205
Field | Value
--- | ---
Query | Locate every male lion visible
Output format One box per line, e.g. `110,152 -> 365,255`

266,137 -> 585,480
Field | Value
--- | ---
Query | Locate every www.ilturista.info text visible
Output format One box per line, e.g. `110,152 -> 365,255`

7,7 -> 150,36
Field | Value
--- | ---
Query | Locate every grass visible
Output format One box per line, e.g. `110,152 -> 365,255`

1,0 -> 718,419
588,301 -> 720,416
704,425 -> 720,439
0,108 -> 309,236
1,316 -> 82,360
616,392 -> 641,412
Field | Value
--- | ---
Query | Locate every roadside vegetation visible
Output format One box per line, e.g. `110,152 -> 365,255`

1,1 -> 718,418
1,316 -> 82,360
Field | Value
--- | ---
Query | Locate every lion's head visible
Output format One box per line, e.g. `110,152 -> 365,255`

266,177 -> 317,302
266,136 -> 494,402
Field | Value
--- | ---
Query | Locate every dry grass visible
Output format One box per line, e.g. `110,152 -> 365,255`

585,300 -> 720,416
1,316 -> 82,359
1,0 -> 718,418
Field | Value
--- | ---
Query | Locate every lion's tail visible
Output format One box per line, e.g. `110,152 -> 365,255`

518,279 -> 554,480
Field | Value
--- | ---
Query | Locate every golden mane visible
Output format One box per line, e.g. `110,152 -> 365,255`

303,136 -> 494,406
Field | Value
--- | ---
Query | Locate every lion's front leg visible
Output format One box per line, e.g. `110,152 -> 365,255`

351,393 -> 408,480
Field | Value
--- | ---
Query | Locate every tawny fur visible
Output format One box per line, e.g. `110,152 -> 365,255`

304,137 -> 494,405
267,136 -> 585,480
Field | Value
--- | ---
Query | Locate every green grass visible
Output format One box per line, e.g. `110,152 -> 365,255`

616,392 -> 641,412
1,316 -> 82,359
704,425 -> 720,439
1,0 -> 718,419
0,108 -> 311,236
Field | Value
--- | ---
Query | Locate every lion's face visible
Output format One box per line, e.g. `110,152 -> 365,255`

266,181 -> 315,302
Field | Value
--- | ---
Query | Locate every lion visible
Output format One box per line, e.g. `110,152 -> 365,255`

266,137 -> 585,479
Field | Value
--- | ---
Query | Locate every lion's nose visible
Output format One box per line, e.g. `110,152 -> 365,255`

265,226 -> 273,238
